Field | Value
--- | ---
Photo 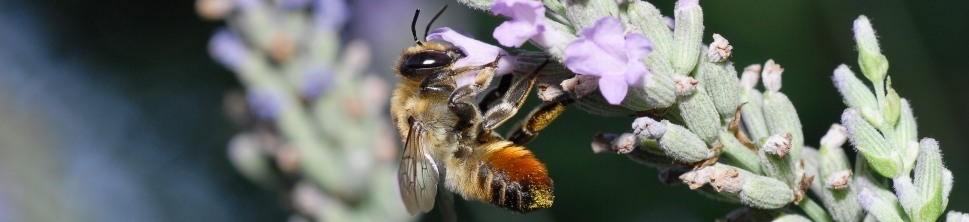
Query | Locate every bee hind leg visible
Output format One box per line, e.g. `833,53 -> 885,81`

507,96 -> 574,145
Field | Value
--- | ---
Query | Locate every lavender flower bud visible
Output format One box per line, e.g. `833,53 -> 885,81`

738,169 -> 795,209
761,59 -> 784,93
676,87 -> 721,144
706,34 -> 732,62
196,0 -> 232,20
762,90 -> 804,161
759,133 -> 797,186
563,0 -> 619,31
883,77 -> 902,126
833,64 -> 882,127
894,99 -> 919,173
801,147 -> 822,193
820,124 -> 848,149
657,120 -> 714,163
824,170 -> 852,190
671,0 -> 703,76
740,64 -> 761,89
858,188 -> 906,222
842,108 -> 902,178
228,132 -> 278,188
906,138 -> 945,222
698,56 -> 741,119
623,70 -> 676,110
674,75 -> 699,96
818,125 -> 863,222
632,117 -> 666,139
740,68 -> 770,141
853,15 -> 888,84
942,168 -> 952,210
893,175 -> 921,221
623,1 -> 673,60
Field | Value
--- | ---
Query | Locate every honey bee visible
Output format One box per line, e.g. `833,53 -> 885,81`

390,7 -> 571,214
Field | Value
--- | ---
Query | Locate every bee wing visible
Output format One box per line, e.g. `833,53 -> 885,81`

398,121 -> 440,214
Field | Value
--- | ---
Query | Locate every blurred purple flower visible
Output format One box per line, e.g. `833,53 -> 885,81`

235,0 -> 261,11
247,90 -> 282,120
563,17 -> 652,105
208,28 -> 248,71
314,0 -> 350,29
277,0 -> 314,10
491,0 -> 545,48
301,68 -> 334,99
426,27 -> 516,75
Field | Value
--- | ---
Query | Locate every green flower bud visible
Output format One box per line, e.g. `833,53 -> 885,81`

942,168 -> 952,210
740,169 -> 796,209
842,108 -> 902,178
671,0 -> 703,76
698,55 -> 741,119
564,0 -> 620,31
761,59 -> 784,93
883,77 -> 901,126
623,0 -> 673,59
858,188 -> 906,222
719,131 -> 762,174
833,64 -> 882,127
679,164 -> 795,209
894,99 -> 919,173
657,120 -> 714,163
853,15 -> 889,84
763,91 -> 804,161
676,87 -> 721,144
706,34 -> 732,62
739,65 -> 770,141
759,133 -> 798,186
819,129 -> 864,222
623,68 -> 676,110
913,138 -> 944,222
228,132 -> 281,189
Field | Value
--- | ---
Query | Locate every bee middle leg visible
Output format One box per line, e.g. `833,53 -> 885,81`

479,61 -> 549,132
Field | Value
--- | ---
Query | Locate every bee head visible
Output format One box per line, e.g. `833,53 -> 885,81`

396,5 -> 462,80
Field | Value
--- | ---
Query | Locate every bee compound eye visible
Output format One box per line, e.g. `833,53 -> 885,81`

404,51 -> 453,70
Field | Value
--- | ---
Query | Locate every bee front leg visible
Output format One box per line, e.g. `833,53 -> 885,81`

448,84 -> 482,136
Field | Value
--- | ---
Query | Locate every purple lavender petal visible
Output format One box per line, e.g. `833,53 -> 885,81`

491,0 -> 545,47
277,0 -> 313,10
208,28 -> 248,70
563,37 -> 623,76
314,0 -> 349,29
623,33 -> 652,84
247,90 -> 282,120
582,17 -> 626,61
598,76 -> 628,104
427,27 -> 515,75
301,68 -> 334,99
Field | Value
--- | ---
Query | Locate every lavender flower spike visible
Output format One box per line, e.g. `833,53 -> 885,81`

491,0 -> 546,48
564,17 -> 653,105
427,27 -> 517,75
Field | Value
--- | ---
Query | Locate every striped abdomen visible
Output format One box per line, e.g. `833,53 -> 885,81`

445,141 -> 553,213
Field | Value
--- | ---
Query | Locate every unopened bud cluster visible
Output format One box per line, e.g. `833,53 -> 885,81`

200,1 -> 409,221
456,0 -> 960,221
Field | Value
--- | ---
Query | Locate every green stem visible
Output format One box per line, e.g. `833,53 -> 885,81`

798,197 -> 834,222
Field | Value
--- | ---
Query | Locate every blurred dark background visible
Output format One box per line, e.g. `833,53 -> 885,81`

0,0 -> 965,221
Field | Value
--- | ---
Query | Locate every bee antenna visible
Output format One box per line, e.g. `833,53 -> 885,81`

411,9 -> 423,46
423,5 -> 448,41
